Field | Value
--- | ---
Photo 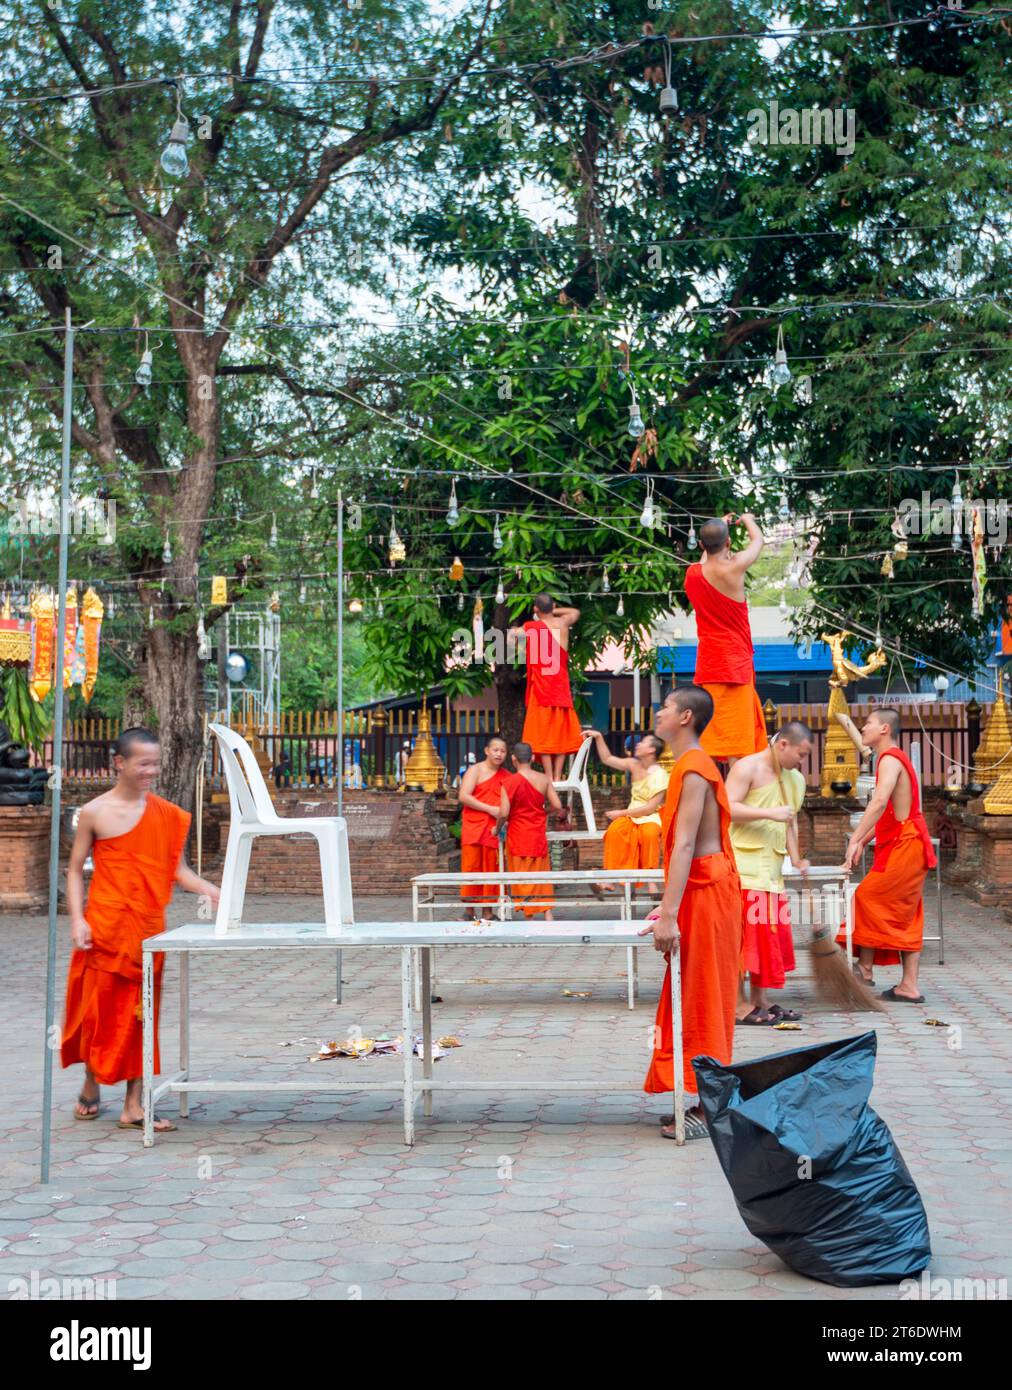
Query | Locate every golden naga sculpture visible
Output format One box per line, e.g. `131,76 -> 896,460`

819,631 -> 886,797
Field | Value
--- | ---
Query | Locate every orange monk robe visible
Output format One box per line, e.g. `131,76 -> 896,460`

684,563 -> 767,761
644,748 -> 743,1099
502,771 -> 553,917
62,794 -> 190,1086
459,768 -> 508,904
520,620 -> 583,760
602,763 -> 668,883
839,747 -> 936,966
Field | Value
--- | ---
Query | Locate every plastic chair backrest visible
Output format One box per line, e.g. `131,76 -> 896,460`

564,735 -> 592,783
209,723 -> 278,823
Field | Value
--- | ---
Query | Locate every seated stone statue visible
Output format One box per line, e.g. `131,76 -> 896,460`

0,720 -> 49,805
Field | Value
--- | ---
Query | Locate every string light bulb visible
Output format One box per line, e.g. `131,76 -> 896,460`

309,471 -> 319,501
639,481 -> 655,529
688,521 -> 697,549
616,596 -> 625,618
602,568 -> 611,594
447,479 -> 460,527
162,532 -> 172,564
771,324 -> 792,387
627,388 -> 645,439
388,517 -> 405,565
107,595 -> 115,620
135,335 -> 153,388
778,492 -> 790,522
377,599 -> 384,617
269,514 -> 278,548
196,612 -> 210,661
299,581 -> 307,603
779,593 -> 788,617
348,597 -> 363,614
951,477 -> 964,550
492,514 -> 503,550
160,81 -> 191,179
495,575 -> 505,605
659,39 -> 677,112
457,591 -> 464,611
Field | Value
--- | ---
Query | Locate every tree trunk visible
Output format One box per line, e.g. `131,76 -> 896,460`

145,623 -> 205,814
492,600 -> 526,752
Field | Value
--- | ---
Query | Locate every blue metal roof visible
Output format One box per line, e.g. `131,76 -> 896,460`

656,641 -> 834,676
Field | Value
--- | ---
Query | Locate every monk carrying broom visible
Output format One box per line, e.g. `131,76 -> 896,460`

62,728 -> 220,1131
841,709 -> 937,1002
642,687 -> 744,1141
684,514 -> 767,765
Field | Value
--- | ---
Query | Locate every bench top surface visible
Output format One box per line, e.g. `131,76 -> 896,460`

413,864 -> 851,885
145,920 -> 646,950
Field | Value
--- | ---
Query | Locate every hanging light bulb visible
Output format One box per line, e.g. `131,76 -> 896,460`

874,626 -> 883,650
659,38 -> 677,112
779,592 -> 788,617
148,605 -> 154,626
196,611 -> 210,661
269,514 -> 278,548
377,599 -> 384,617
299,581 -> 307,603
627,390 -> 645,439
160,81 -> 191,178
388,517 -> 405,565
457,591 -> 464,611
492,514 -> 503,550
616,595 -> 625,618
951,529 -> 963,553
602,568 -> 611,594
310,471 -> 319,500
495,575 -> 505,605
778,492 -> 790,522
639,483 -> 655,529
348,597 -> 363,613
135,337 -> 153,389
688,521 -> 697,549
447,479 -> 460,527
771,324 -> 792,387
951,477 -> 964,549
107,595 -> 115,620
162,531 -> 172,564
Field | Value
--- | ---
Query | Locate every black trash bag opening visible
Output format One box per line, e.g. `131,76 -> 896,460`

694,1031 -> 931,1288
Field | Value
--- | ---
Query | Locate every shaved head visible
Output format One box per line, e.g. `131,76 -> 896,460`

667,684 -> 714,734
113,727 -> 159,760
875,708 -> 901,738
699,518 -> 729,555
779,720 -> 813,745
533,593 -> 554,614
512,741 -> 533,764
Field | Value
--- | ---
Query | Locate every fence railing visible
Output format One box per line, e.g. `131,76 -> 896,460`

39,700 -> 977,791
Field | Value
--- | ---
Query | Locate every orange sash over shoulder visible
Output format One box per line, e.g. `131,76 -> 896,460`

644,748 -> 743,1097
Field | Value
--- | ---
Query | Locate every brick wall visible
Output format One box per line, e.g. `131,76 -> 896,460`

0,806 -> 52,912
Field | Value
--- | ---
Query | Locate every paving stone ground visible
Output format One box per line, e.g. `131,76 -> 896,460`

2,888 -> 1010,1301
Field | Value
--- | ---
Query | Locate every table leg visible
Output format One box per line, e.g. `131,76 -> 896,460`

401,947 -> 415,1146
422,948 -> 433,1119
669,948 -> 685,1146
626,946 -> 635,1012
936,859 -> 945,965
844,880 -> 855,963
335,950 -> 343,1005
178,951 -> 190,1120
142,951 -> 154,1148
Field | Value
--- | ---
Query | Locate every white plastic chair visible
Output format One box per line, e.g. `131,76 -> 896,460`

209,723 -> 354,936
552,734 -> 596,834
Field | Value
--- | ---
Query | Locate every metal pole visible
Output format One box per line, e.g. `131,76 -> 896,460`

41,307 -> 73,1183
337,489 -> 343,817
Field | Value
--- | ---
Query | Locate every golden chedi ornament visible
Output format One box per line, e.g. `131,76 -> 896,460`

978,671 -> 1012,810
819,631 -> 887,798
403,695 -> 445,793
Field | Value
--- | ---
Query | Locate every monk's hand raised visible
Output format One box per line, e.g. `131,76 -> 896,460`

71,916 -> 92,951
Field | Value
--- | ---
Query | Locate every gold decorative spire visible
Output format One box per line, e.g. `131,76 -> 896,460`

978,670 -> 1012,805
403,693 -> 446,793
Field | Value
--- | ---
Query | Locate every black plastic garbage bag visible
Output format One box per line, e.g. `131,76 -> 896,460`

693,1031 -> 931,1287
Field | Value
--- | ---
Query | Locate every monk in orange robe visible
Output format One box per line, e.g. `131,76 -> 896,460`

840,708 -> 937,1002
586,729 -> 668,896
684,514 -> 767,764
63,727 -> 220,1130
642,687 -> 744,1141
512,594 -> 584,782
457,733 -> 509,919
500,741 -> 562,918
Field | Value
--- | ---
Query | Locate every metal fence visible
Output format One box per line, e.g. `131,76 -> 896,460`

40,699 -> 977,792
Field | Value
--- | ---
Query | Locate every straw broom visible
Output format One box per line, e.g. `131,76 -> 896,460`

768,739 -> 885,1013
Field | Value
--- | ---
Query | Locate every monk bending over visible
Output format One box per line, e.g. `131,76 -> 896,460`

63,728 -> 220,1130
499,742 -> 562,919
684,514 -> 767,765
586,729 -> 668,897
512,594 -> 583,783
457,734 -> 509,921
642,687 -> 743,1141
727,722 -> 813,1024
841,709 -> 936,1002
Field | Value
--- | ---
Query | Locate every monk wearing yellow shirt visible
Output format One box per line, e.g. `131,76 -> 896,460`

586,730 -> 669,897
727,722 -> 813,1024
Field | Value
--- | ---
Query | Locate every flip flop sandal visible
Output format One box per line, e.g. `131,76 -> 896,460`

736,1007 -> 776,1026
661,1111 -> 709,1142
118,1117 -> 177,1132
880,986 -> 926,1004
74,1093 -> 101,1121
768,1004 -> 803,1022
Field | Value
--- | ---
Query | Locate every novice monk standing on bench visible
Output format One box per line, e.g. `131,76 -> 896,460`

684,514 -> 767,765
457,733 -> 509,921
840,708 -> 936,1002
500,741 -> 562,920
642,687 -> 743,1141
586,729 -> 668,898
513,594 -> 583,783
